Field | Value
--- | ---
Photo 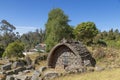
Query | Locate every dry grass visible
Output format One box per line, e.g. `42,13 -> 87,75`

87,47 -> 120,67
27,52 -> 40,60
35,60 -> 47,69
53,68 -> 120,80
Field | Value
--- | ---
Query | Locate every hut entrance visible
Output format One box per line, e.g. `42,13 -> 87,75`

55,50 -> 81,69
49,45 -> 82,69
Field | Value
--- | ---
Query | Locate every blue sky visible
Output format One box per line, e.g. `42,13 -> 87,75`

0,0 -> 120,34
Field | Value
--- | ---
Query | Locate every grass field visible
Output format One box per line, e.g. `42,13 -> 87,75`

53,68 -> 120,80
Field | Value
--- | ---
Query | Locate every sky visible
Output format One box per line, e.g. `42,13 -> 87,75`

0,0 -> 120,34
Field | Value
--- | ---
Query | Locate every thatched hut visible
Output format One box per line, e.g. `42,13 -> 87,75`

47,40 -> 96,69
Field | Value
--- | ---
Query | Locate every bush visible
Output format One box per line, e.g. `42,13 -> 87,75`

106,40 -> 120,48
2,41 -> 25,58
74,22 -> 98,45
0,45 -> 4,57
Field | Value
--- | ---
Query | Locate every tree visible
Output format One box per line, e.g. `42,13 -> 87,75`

74,22 -> 98,45
20,28 -> 45,51
114,29 -> 120,40
107,28 -> 116,40
2,41 -> 25,58
101,31 -> 108,40
39,29 -> 46,43
45,8 -> 73,52
93,33 -> 107,47
0,20 -> 16,33
0,20 -> 18,48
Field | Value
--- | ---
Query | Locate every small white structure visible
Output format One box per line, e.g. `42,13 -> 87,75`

35,43 -> 46,52
23,43 -> 46,56
23,52 -> 36,56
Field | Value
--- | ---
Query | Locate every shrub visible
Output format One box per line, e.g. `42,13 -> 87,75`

0,45 -> 4,57
106,40 -> 120,48
2,41 -> 25,58
97,40 -> 107,47
74,22 -> 98,45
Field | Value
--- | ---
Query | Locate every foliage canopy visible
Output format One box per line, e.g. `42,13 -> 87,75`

45,8 -> 73,52
2,41 -> 25,58
74,22 -> 98,45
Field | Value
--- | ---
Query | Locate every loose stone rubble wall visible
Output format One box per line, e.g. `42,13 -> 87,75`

47,40 -> 96,70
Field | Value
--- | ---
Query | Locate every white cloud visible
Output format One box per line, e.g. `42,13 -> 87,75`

15,26 -> 40,35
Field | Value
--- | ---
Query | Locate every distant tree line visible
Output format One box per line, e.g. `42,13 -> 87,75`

0,8 -> 120,58
94,28 -> 120,48
20,29 -> 45,51
0,20 -> 45,58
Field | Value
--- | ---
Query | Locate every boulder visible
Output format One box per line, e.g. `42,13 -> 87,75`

39,66 -> 47,73
31,70 -> 40,80
83,60 -> 91,66
6,75 -> 14,80
1,63 -> 12,71
5,70 -> 14,75
23,70 -> 31,74
25,56 -> 32,65
43,71 -> 59,80
65,65 -> 86,73
13,67 -> 26,74
15,75 -> 31,80
26,65 -> 35,70
0,71 -> 6,74
95,66 -> 105,71
12,60 -> 26,68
